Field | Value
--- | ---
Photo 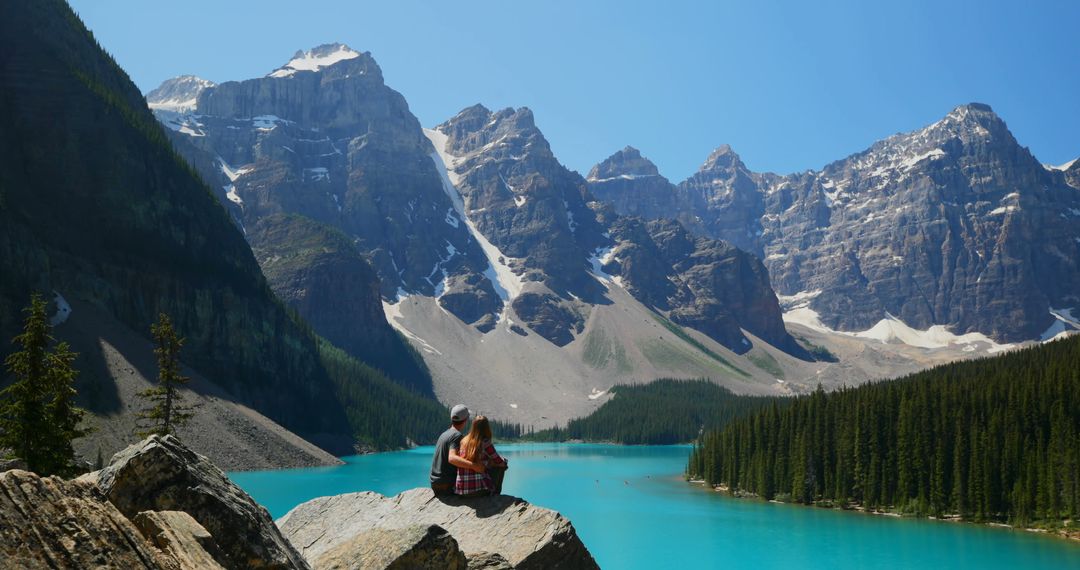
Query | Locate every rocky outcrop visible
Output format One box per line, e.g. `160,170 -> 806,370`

466,552 -> 514,569
133,510 -> 227,570
95,435 -> 308,569
511,293 -> 585,347
278,488 -> 599,570
4,434 -> 597,570
587,146 -> 683,222
600,215 -> 807,356
0,469 -> 172,569
312,524 -> 467,570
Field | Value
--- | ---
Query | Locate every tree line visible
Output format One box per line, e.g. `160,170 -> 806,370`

688,336 -> 1080,525
0,294 -> 194,476
499,379 -> 778,445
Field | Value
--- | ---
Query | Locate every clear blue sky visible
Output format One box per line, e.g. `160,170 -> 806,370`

70,0 -> 1079,181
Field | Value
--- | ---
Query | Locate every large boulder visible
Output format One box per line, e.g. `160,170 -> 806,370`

312,524 -> 467,570
0,469 -> 171,569
95,435 -> 308,569
278,488 -> 598,570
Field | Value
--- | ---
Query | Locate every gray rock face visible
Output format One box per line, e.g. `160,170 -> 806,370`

312,524 -> 467,570
250,214 -> 432,394
590,104 -> 1080,342
467,552 -> 514,569
433,105 -> 607,301
153,49 -> 809,358
0,469 -> 172,569
676,145 -> 767,256
133,510 -> 227,570
1064,158 -> 1080,190
153,44 -> 500,337
95,435 -> 309,569
278,488 -> 599,570
145,75 -> 214,113
587,146 -> 682,220
601,215 -> 806,356
511,292 -> 585,347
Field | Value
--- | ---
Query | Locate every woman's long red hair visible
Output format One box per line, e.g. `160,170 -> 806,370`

460,415 -> 493,463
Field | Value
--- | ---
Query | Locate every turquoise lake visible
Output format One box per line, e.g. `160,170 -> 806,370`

230,443 -> 1079,569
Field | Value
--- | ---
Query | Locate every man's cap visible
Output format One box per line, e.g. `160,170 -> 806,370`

451,404 -> 470,423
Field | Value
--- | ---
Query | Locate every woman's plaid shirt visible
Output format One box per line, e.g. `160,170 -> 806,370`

455,439 -> 506,495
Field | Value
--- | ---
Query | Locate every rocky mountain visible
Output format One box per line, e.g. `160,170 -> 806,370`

149,45 -> 814,424
145,75 -> 214,114
590,104 -> 1080,343
600,215 -> 807,357
150,43 -> 502,344
1060,157 -> 1080,189
0,1 -> 445,460
427,104 -> 609,343
587,146 -> 684,222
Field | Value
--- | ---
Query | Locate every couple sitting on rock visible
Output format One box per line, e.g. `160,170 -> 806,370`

429,404 -> 509,497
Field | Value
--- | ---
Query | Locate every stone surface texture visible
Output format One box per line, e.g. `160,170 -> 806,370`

278,488 -> 599,570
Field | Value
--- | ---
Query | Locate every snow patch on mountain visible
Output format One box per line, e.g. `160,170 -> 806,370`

1046,158 -> 1078,172
783,299 -> 1012,353
423,127 -> 524,303
382,297 -> 442,355
146,75 -> 214,113
268,44 -> 361,78
587,245 -> 620,286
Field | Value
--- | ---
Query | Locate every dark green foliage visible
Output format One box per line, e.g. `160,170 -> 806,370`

0,0 -> 448,452
136,313 -> 194,437
794,335 -> 838,363
688,337 -> 1080,525
489,420 -> 525,441
519,379 -> 777,444
317,340 -> 445,449
0,294 -> 87,476
251,213 -> 434,395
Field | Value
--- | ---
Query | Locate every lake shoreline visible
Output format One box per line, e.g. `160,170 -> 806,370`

233,442 -> 1080,568
687,480 -> 1080,544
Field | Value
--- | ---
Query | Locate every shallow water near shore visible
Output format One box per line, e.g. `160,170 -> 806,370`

230,443 -> 1078,568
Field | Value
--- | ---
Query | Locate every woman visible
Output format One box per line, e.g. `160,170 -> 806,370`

455,415 -> 508,497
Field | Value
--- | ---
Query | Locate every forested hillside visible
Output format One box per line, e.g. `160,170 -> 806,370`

0,0 -> 444,453
518,379 -> 777,444
688,336 -> 1080,525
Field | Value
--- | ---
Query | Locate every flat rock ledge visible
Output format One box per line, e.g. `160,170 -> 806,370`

278,488 -> 600,570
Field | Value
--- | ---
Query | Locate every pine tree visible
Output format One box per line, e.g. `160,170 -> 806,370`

135,313 -> 194,437
0,294 -> 87,476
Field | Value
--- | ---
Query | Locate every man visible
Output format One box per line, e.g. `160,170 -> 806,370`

430,404 -> 485,496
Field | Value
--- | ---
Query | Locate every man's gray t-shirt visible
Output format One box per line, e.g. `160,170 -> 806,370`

430,426 -> 464,486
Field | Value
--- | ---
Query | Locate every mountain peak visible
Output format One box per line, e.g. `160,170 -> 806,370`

268,43 -> 363,78
928,102 -> 1010,139
146,75 -> 215,113
587,146 -> 660,181
700,144 -> 745,172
